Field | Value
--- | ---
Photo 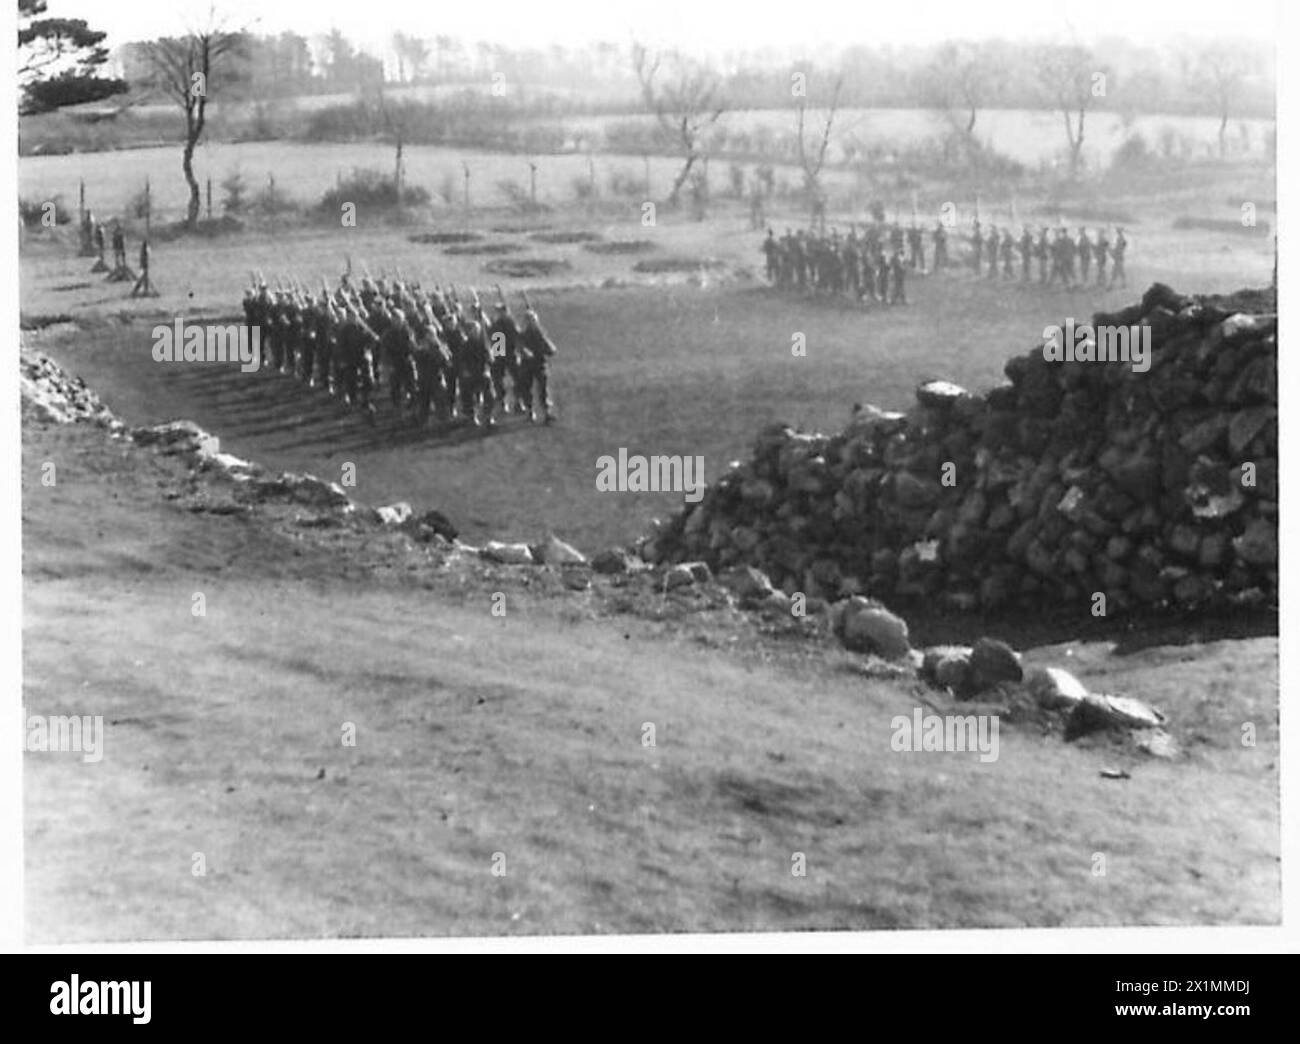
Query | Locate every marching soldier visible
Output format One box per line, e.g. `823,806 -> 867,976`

459,295 -> 497,426
1093,228 -> 1110,287
1109,227 -> 1128,288
1076,227 -> 1092,284
762,228 -> 779,283
488,296 -> 522,412
932,222 -> 949,271
889,250 -> 907,305
907,223 -> 924,270
518,303 -> 558,424
1019,226 -> 1033,281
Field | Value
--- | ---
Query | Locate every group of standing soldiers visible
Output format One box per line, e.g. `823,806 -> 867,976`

241,273 -> 559,428
761,222 -> 940,305
761,216 -> 1129,300
967,222 -> 1129,289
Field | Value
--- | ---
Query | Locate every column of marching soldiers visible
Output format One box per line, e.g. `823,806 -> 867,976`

241,272 -> 559,428
760,219 -> 1128,300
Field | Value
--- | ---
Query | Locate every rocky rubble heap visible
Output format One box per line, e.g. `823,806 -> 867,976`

650,284 -> 1277,615
22,350 -> 117,426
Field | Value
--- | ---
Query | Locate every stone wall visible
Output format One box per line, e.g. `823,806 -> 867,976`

651,284 -> 1277,616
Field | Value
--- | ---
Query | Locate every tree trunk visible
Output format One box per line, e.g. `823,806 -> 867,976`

182,128 -> 200,229
1219,112 -> 1228,159
668,153 -> 697,206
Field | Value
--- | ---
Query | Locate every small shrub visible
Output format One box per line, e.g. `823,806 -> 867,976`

318,167 -> 430,212
220,169 -> 248,215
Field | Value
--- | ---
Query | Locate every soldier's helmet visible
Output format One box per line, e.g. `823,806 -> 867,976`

391,308 -> 407,326
494,301 -> 509,312
524,308 -> 539,325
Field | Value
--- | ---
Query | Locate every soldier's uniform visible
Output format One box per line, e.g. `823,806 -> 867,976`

932,223 -> 949,270
1076,228 -> 1091,283
889,252 -> 907,305
488,303 -> 522,411
457,316 -> 496,426
1001,231 -> 1015,278
1109,229 -> 1128,288
971,220 -> 983,272
762,230 -> 779,283
1019,227 -> 1033,281
441,309 -> 465,416
1037,229 -> 1050,284
411,314 -> 452,424
335,307 -> 379,418
1093,231 -> 1109,286
379,311 -> 418,412
986,227 -> 999,279
842,235 -> 861,298
518,311 -> 558,423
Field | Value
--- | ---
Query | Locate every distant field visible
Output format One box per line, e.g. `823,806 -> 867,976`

20,141 -> 737,223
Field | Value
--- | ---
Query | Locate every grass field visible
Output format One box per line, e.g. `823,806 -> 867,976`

21,419 -> 1280,940
20,155 -> 1280,939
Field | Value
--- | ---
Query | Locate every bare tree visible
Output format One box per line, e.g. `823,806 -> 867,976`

632,42 -> 727,206
371,72 -> 410,204
392,32 -> 429,85
1038,44 -> 1103,180
923,40 -> 1005,144
1192,43 -> 1251,160
794,73 -> 843,226
143,21 -> 245,229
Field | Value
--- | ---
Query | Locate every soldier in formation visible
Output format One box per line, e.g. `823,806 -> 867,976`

241,272 -> 559,428
760,220 -> 919,306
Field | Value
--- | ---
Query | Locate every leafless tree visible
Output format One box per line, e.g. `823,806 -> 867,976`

392,32 -> 429,85
143,21 -> 245,230
923,40 -> 1006,143
1038,43 -> 1104,180
632,42 -> 727,206
794,74 -> 843,226
1191,43 -> 1252,159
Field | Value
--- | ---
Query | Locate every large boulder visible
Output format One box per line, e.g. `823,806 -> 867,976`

1025,666 -> 1089,710
533,534 -> 588,566
921,646 -> 973,691
480,541 -> 536,566
967,637 -> 1023,692
839,598 -> 911,659
721,565 -> 775,604
592,547 -> 635,574
1066,693 -> 1167,738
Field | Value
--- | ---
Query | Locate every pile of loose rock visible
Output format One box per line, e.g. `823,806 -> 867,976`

649,284 -> 1276,616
